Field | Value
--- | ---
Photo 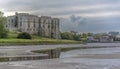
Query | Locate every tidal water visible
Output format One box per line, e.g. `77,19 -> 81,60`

0,45 -> 120,69
0,43 -> 119,57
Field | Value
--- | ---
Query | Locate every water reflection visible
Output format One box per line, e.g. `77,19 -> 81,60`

0,47 -> 120,69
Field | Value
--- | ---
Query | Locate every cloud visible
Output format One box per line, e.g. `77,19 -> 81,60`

1,0 -> 120,17
1,0 -> 120,32
61,15 -> 120,32
60,15 -> 88,32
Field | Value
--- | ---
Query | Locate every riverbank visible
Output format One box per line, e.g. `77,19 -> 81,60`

0,39 -> 82,46
0,31 -> 82,46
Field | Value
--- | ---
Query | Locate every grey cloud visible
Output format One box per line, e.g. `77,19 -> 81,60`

61,15 -> 120,32
60,15 -> 88,32
2,0 -> 120,11
1,0 -> 120,32
1,0 -> 120,18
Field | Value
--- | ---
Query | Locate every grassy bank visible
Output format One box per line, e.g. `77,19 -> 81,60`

0,39 -> 82,45
0,31 -> 82,46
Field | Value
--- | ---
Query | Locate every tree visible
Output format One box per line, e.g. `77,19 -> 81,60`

74,35 -> 81,41
87,32 -> 93,36
61,32 -> 74,40
70,31 -> 77,35
61,31 -> 81,41
80,33 -> 87,38
70,31 -> 79,40
0,11 -> 7,38
79,33 -> 87,42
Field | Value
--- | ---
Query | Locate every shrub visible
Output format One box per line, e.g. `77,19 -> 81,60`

0,32 -> 8,38
17,32 -> 32,39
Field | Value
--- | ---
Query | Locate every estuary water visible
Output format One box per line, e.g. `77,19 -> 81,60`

0,43 -> 120,69
0,43 -> 119,56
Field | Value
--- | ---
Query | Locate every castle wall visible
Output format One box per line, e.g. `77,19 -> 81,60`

6,12 -> 61,39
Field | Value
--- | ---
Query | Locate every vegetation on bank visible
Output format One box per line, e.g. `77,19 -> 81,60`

0,39 -> 81,45
0,31 -> 82,45
61,31 -> 89,42
0,58 -> 9,62
17,32 -> 32,39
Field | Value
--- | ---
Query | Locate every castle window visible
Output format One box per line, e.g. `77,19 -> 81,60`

34,18 -> 36,28
20,22 -> 22,26
43,24 -> 45,28
11,19 -> 14,23
48,24 -> 50,28
9,19 -> 10,23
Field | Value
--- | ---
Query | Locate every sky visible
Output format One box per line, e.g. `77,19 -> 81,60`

1,0 -> 120,33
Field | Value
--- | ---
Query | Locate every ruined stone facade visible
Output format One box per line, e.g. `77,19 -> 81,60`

6,12 -> 61,39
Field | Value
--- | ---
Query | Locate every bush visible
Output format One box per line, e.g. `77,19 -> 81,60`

0,32 -> 8,38
17,32 -> 32,39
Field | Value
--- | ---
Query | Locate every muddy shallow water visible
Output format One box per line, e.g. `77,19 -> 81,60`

1,47 -> 120,69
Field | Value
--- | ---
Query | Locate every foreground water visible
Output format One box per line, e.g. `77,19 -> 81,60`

0,43 -> 120,56
1,46 -> 120,69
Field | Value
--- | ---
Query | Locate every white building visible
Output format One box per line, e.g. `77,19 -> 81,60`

6,12 -> 61,39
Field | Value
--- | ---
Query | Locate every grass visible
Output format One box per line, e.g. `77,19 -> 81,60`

0,31 -> 82,45
0,39 -> 81,45
0,58 -> 9,62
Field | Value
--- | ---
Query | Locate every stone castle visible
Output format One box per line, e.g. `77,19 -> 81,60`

6,12 -> 61,39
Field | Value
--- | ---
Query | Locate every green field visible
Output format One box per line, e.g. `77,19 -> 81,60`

0,31 -> 82,45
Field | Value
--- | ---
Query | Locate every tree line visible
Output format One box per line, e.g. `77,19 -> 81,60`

61,31 -> 89,42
